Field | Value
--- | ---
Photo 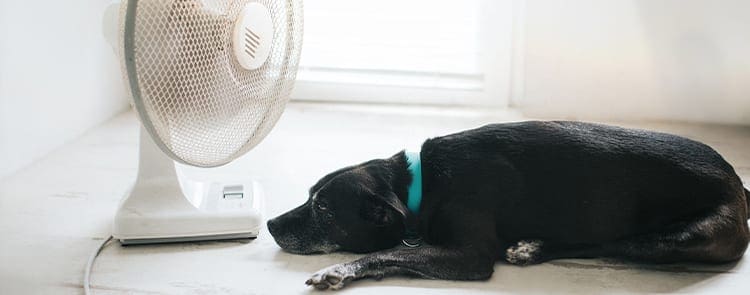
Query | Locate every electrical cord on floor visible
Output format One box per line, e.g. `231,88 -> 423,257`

84,235 -> 114,295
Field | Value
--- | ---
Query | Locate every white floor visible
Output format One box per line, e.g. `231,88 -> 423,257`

1,103 -> 749,294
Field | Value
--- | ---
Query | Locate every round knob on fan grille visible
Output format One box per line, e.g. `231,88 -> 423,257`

120,0 -> 303,167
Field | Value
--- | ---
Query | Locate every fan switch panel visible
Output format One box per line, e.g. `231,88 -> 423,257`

223,185 -> 244,199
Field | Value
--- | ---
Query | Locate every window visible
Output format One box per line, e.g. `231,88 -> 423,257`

291,0 -> 514,106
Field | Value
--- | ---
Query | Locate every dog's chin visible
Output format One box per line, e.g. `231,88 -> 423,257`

281,248 -> 329,255
278,243 -> 340,255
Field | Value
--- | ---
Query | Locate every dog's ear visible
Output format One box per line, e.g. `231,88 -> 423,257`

362,192 -> 408,226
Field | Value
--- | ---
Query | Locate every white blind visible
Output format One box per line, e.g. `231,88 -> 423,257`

297,0 -> 484,92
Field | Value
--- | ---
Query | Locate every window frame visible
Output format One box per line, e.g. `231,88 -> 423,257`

290,0 -> 516,107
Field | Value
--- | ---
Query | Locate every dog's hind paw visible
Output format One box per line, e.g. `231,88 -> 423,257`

306,263 -> 357,290
506,240 -> 543,266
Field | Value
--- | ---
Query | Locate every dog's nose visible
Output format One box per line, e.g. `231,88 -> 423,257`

266,218 -> 280,238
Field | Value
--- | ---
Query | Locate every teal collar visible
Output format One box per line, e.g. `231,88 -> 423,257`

405,151 -> 423,215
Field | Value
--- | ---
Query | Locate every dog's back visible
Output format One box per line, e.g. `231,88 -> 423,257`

422,121 -> 747,245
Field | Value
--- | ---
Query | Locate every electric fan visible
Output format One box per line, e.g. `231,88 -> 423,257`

113,0 -> 303,244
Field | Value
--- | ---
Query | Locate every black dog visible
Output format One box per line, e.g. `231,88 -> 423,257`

267,121 -> 750,290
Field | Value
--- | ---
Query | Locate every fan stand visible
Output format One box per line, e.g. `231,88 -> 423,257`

113,127 -> 264,245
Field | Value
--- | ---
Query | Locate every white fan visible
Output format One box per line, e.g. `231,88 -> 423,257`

113,0 -> 303,244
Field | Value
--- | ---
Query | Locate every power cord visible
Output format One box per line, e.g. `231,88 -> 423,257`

84,235 -> 114,295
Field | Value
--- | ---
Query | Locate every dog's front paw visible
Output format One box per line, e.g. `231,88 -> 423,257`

305,263 -> 357,290
506,240 -> 543,266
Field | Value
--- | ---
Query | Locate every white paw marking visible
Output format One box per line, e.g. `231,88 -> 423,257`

306,263 -> 356,290
506,240 -> 543,265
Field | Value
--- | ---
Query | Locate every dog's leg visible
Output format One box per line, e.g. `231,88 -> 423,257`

504,240 -> 609,265
510,205 -> 750,265
305,245 -> 496,290
305,211 -> 501,290
604,205 -> 749,263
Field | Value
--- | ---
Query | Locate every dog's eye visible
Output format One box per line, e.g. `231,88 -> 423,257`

316,202 -> 328,211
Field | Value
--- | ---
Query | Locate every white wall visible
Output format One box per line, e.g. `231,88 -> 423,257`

518,0 -> 750,125
0,1 -> 129,179
1,0 -> 748,180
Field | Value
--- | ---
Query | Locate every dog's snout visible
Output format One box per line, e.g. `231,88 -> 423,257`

267,218 -> 281,238
266,203 -> 340,254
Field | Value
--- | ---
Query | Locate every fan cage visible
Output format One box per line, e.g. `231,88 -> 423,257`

119,0 -> 303,167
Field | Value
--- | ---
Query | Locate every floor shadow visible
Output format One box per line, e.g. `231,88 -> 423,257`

269,245 -> 365,274
269,246 -> 745,293
113,237 -> 257,254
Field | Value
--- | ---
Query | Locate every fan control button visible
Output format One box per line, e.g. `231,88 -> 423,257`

223,185 -> 244,199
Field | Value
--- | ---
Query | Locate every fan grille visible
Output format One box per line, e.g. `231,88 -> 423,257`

119,0 -> 303,167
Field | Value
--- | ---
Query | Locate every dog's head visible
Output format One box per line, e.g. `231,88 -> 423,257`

267,153 -> 410,254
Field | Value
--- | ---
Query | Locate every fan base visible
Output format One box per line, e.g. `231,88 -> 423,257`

113,179 -> 264,245
119,232 -> 256,246
112,127 -> 265,245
